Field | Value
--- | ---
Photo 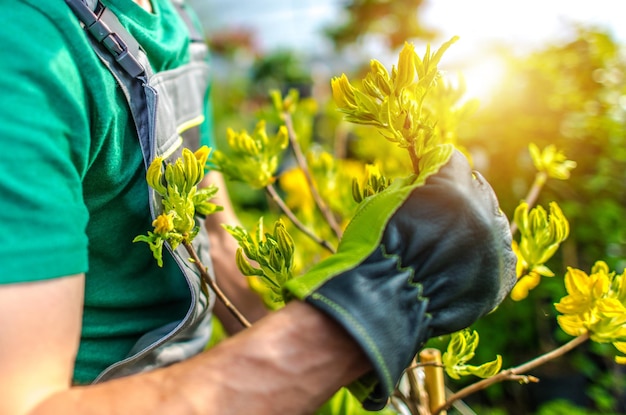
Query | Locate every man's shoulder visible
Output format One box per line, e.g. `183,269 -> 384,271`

11,1 -> 77,28
3,1 -> 90,62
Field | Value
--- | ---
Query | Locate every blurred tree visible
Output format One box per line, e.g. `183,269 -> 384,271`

250,50 -> 313,98
207,27 -> 258,58
324,0 -> 437,50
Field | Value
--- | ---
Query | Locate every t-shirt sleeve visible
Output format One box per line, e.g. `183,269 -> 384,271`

0,3 -> 90,283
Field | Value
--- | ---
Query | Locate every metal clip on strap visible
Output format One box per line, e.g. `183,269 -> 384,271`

65,0 -> 146,78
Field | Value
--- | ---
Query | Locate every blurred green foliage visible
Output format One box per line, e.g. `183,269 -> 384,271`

451,25 -> 626,414
461,25 -> 626,273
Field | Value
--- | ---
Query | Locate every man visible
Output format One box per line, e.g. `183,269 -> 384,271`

0,1 -> 516,414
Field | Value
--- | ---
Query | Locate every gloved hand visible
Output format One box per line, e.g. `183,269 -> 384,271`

283,149 -> 517,410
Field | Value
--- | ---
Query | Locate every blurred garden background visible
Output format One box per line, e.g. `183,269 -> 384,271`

188,1 -> 626,413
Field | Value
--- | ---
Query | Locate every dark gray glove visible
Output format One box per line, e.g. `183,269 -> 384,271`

284,150 -> 517,410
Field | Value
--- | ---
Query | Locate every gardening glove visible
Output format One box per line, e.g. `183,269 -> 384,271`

283,149 -> 517,410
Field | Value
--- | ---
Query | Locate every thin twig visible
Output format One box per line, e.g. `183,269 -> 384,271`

406,364 -> 431,415
392,390 -> 421,415
510,171 -> 547,235
408,143 -> 420,175
282,112 -> 343,239
433,333 -> 590,414
183,242 -> 252,328
405,361 -> 446,371
265,184 -> 336,254
445,387 -> 477,415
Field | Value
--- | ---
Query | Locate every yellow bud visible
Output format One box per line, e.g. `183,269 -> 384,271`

370,60 -> 391,95
182,148 -> 199,191
253,120 -> 269,146
194,146 -> 210,169
394,42 -> 417,93
153,213 -> 174,235
146,156 -> 167,195
236,132 -> 259,156
276,125 -> 289,150
331,74 -> 357,110
268,249 -> 283,272
351,178 -> 363,203
236,248 -> 263,277
274,221 -> 294,269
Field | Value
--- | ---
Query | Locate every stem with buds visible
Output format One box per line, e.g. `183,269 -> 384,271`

432,333 -> 589,414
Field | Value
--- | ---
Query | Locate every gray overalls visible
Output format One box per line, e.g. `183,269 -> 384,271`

65,0 -> 216,383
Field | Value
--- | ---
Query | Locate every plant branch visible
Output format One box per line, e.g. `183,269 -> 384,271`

433,332 -> 590,414
265,184 -> 336,254
510,171 -> 548,235
406,365 -> 431,415
406,361 -> 446,370
408,143 -> 420,175
392,390 -> 422,415
282,112 -> 344,239
183,241 -> 252,328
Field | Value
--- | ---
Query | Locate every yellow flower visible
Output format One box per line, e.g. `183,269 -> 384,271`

555,261 -> 626,346
329,38 -> 458,173
515,202 -> 569,268
212,121 -> 288,189
529,143 -> 577,180
280,167 -> 315,215
152,213 -> 174,235
511,201 -> 569,300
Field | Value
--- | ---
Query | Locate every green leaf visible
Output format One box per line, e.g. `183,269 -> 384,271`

443,329 -> 501,380
473,355 -> 503,378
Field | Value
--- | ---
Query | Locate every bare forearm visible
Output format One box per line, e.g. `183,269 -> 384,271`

31,302 -> 370,415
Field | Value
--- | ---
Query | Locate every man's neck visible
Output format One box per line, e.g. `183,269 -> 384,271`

133,0 -> 152,13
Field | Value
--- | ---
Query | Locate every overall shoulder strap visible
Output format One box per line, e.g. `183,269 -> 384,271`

65,0 -> 147,79
65,0 -> 209,167
65,0 -> 155,167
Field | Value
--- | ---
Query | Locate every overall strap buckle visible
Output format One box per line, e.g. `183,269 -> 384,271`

65,0 -> 146,78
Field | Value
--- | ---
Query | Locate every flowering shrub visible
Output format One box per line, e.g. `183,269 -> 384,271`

136,37 -> 625,414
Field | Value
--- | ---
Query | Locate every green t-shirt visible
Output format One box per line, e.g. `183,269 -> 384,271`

0,0 -> 213,383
